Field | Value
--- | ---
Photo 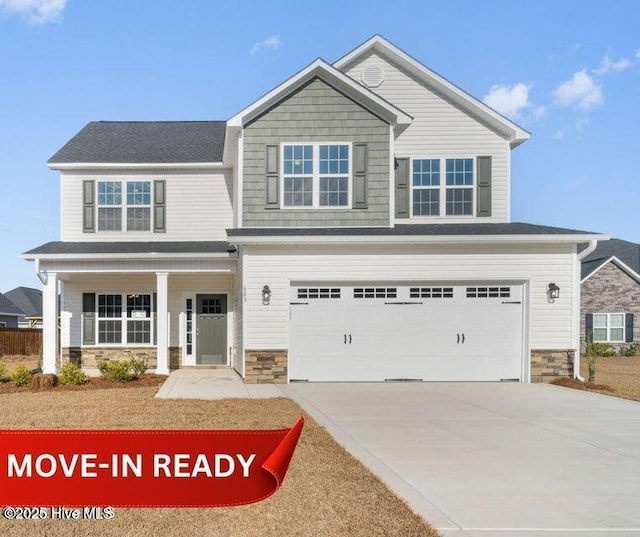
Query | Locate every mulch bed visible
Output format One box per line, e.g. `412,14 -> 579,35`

0,374 -> 167,394
551,377 -> 614,394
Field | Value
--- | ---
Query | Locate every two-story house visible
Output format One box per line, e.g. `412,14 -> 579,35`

24,36 -> 606,383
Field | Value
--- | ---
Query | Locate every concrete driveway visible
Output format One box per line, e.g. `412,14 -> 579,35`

280,382 -> 640,536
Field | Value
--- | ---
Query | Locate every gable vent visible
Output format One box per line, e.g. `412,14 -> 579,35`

361,64 -> 384,88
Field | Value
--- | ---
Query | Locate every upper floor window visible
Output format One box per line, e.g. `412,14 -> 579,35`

97,181 -> 151,231
412,158 -> 474,217
282,143 -> 350,208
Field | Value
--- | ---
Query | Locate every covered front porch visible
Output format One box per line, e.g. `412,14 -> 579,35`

23,242 -> 240,376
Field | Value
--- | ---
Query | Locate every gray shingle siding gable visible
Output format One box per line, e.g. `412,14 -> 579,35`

242,77 -> 390,227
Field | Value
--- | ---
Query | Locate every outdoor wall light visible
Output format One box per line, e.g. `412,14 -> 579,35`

262,285 -> 271,305
547,283 -> 560,300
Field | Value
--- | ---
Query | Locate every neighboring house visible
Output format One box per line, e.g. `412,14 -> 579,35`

0,292 -> 24,328
23,35 -> 607,383
580,239 -> 639,354
4,286 -> 43,328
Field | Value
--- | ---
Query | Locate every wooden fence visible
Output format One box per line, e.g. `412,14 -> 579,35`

0,327 -> 43,356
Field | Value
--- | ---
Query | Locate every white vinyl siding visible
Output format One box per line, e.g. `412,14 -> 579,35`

61,170 -> 233,241
242,243 -> 575,352
343,52 -> 510,223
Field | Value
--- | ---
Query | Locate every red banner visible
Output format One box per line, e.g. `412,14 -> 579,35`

0,417 -> 304,507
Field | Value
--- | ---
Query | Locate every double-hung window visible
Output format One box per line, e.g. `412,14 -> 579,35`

126,182 -> 151,231
96,293 -> 152,345
592,313 -> 625,342
97,181 -> 152,231
411,158 -> 475,216
97,182 -> 122,231
282,143 -> 350,208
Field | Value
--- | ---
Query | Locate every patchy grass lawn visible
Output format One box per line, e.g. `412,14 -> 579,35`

0,376 -> 437,536
553,356 -> 640,402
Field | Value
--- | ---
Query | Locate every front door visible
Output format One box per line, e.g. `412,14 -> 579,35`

196,294 -> 227,365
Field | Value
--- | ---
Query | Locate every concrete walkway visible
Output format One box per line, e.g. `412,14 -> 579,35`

155,369 -> 283,399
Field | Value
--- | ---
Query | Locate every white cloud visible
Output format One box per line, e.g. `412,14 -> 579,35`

636,49 -> 640,61
532,106 -> 546,120
593,54 -> 632,75
250,34 -> 282,56
552,130 -> 565,140
0,0 -> 66,24
483,82 -> 530,120
553,70 -> 603,110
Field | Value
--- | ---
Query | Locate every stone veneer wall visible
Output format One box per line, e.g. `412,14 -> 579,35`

580,262 -> 640,354
62,347 -> 181,370
530,349 -> 574,383
244,350 -> 287,384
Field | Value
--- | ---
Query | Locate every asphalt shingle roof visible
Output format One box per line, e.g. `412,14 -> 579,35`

48,121 -> 226,164
0,293 -> 24,316
4,287 -> 42,318
227,222 -> 601,237
581,238 -> 640,280
23,241 -> 233,256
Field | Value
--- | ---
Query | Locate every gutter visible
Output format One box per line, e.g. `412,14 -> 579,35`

574,239 -> 599,381
34,258 -> 47,286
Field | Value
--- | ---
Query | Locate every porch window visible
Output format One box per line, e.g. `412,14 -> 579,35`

126,294 -> 151,344
98,294 -> 122,343
96,293 -> 152,345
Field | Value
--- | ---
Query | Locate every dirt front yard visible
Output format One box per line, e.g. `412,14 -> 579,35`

554,356 -> 640,402
0,385 -> 438,537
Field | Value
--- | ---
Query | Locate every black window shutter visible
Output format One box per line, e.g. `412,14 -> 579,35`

265,145 -> 279,209
585,313 -> 594,342
83,180 -> 95,233
477,156 -> 492,217
82,293 -> 96,345
625,313 -> 634,343
352,143 -> 368,209
395,158 -> 409,218
154,180 -> 166,233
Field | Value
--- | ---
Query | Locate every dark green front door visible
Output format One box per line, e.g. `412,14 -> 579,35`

196,294 -> 227,365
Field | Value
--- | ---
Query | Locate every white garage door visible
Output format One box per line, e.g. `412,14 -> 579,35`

289,283 -> 524,382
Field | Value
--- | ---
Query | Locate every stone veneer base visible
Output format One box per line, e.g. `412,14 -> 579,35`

244,349 -> 288,384
62,347 -> 181,370
530,349 -> 575,383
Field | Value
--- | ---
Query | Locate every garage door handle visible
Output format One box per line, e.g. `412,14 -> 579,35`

462,333 -> 465,344
457,333 -> 460,344
344,334 -> 347,344
349,334 -> 352,344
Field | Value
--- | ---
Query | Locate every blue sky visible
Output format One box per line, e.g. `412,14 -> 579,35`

1,0 -> 639,292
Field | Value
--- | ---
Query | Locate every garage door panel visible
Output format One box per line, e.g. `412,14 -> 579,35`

289,283 -> 523,382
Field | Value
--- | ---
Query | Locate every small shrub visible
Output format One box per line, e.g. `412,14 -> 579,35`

97,360 -> 132,382
0,363 -> 7,381
128,355 -> 148,377
29,373 -> 58,391
624,341 -> 640,357
10,365 -> 34,387
588,342 -> 615,357
59,362 -> 89,385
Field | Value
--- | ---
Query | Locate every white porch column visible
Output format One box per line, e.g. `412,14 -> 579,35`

156,272 -> 170,375
42,271 -> 58,374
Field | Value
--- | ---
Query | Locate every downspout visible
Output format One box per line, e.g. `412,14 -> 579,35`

574,239 -> 599,381
34,258 -> 48,285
